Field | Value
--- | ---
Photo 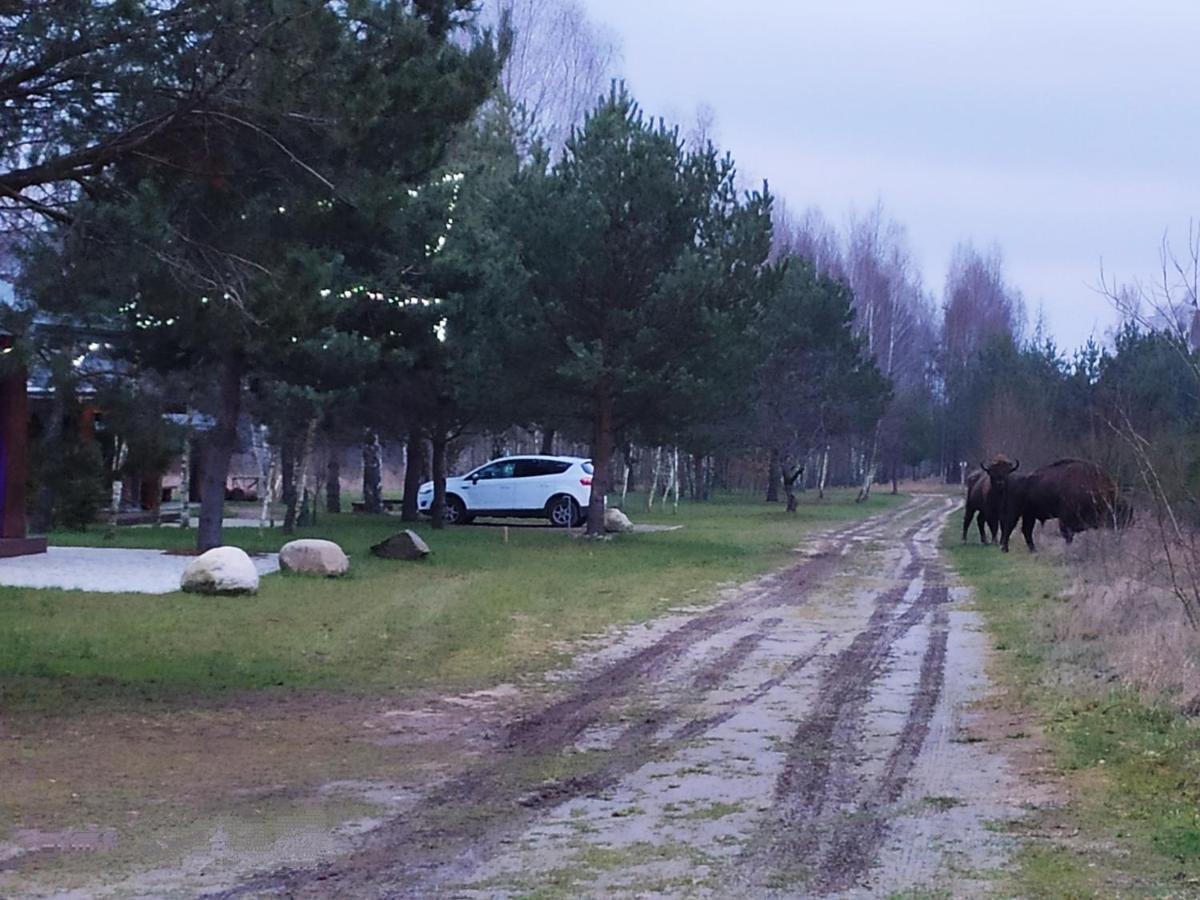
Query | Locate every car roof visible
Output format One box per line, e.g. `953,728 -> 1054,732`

475,458 -> 588,465
486,455 -> 589,463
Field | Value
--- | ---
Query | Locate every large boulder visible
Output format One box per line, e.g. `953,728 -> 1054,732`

181,546 -> 260,595
370,530 -> 431,561
604,507 -> 634,534
279,539 -> 349,577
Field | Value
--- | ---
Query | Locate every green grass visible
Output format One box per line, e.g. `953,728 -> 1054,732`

943,521 -> 1200,897
2,490 -> 901,713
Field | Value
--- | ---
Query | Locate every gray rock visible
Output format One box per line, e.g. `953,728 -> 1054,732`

180,546 -> 260,595
279,539 -> 349,577
370,530 -> 431,560
604,507 -> 634,534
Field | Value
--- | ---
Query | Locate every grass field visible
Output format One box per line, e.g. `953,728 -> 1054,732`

944,523 -> 1200,897
2,490 -> 902,714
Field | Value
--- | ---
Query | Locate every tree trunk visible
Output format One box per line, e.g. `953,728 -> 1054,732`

251,424 -> 273,529
662,448 -> 677,509
856,425 -> 881,503
623,443 -> 636,494
197,357 -> 242,552
540,427 -> 555,455
586,392 -> 613,536
362,428 -> 383,514
326,457 -> 341,513
620,447 -> 633,507
783,466 -> 803,514
30,382 -> 65,533
647,446 -> 662,512
179,426 -> 194,529
106,439 -> 126,537
430,431 -> 448,530
401,428 -> 424,522
296,422 -> 316,528
298,487 -> 313,528
766,447 -> 781,502
672,447 -> 680,514
818,445 -> 830,500
281,441 -> 298,534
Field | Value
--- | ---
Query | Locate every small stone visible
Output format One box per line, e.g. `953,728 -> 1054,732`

604,508 -> 634,534
370,530 -> 431,560
279,539 -> 349,577
181,547 -> 259,595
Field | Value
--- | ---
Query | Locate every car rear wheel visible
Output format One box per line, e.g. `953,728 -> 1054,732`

445,495 -> 472,525
547,495 -> 582,528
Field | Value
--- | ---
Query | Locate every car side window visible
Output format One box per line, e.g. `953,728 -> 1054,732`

515,459 -> 571,477
476,461 -> 516,480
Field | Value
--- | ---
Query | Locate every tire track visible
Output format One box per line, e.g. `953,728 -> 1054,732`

213,497 -> 939,899
743,499 -> 957,894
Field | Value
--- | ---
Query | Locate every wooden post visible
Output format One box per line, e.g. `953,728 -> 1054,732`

0,335 -> 46,556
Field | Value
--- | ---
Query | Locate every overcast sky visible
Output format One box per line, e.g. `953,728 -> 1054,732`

577,0 -> 1200,350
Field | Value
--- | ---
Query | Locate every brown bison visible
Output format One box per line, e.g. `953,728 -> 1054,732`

999,458 -> 1133,553
962,455 -> 1019,544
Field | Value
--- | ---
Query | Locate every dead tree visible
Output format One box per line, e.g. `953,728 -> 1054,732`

783,465 -> 804,513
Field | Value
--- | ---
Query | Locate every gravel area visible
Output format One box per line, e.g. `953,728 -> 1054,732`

0,547 -> 279,594
136,518 -> 275,529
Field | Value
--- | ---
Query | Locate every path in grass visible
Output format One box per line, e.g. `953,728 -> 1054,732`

1,492 -> 909,896
197,493 -> 1028,899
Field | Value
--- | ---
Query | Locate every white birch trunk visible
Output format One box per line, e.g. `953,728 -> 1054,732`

662,448 -> 676,509
858,297 -> 898,503
251,424 -> 274,529
179,417 -> 192,529
108,440 -> 127,533
647,446 -> 662,511
296,418 -> 319,524
671,447 -> 680,513
818,445 -> 830,499
620,450 -> 633,507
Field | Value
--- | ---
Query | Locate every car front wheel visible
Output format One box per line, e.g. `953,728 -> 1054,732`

445,495 -> 471,525
547,495 -> 582,528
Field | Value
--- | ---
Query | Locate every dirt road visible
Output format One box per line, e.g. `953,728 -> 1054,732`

211,495 -> 1027,898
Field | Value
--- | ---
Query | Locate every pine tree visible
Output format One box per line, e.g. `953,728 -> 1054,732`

20,1 -> 504,550
510,85 -> 776,535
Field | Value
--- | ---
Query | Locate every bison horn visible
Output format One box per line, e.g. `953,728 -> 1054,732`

1012,458 -> 1020,472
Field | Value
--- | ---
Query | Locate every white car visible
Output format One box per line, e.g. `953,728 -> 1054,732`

417,455 -> 594,526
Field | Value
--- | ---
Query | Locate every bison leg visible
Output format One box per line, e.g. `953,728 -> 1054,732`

962,506 -> 973,542
977,511 -> 989,544
1000,518 -> 1015,553
1022,515 -> 1037,552
987,516 -> 999,544
1059,521 -> 1074,544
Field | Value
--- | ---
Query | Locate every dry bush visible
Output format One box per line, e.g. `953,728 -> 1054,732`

1054,519 -> 1200,711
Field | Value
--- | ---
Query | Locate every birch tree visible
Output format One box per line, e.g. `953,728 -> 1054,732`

845,207 -> 932,499
486,0 -> 618,153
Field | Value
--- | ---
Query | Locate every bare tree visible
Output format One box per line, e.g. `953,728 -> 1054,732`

845,205 -> 932,500
943,242 -> 1026,378
1100,222 -> 1200,379
1097,224 -> 1200,630
485,0 -> 619,153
